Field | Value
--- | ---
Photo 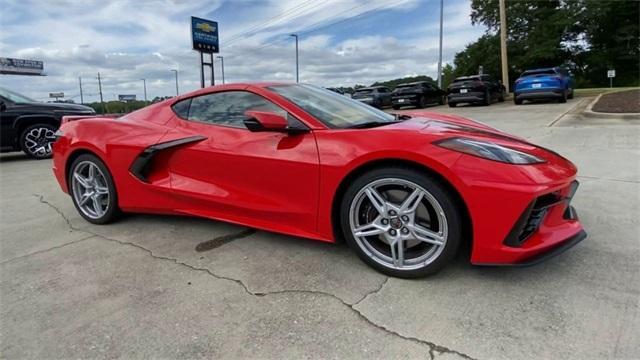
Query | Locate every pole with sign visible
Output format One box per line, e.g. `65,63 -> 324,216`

191,17 -> 219,88
607,70 -> 616,88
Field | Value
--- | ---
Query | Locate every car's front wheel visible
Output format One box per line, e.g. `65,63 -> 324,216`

20,124 -> 57,159
340,166 -> 462,278
69,154 -> 120,224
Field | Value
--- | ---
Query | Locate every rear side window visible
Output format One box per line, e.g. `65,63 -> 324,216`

171,99 -> 191,119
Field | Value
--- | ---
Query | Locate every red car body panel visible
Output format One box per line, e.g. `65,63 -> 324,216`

52,83 -> 585,265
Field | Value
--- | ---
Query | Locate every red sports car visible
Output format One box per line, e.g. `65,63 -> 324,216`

52,83 -> 586,278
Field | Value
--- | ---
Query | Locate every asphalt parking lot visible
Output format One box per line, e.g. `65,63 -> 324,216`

1,98 -> 638,359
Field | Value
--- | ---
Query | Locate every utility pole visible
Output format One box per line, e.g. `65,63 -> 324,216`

141,78 -> 147,103
290,34 -> 299,83
437,0 -> 444,88
170,69 -> 179,95
97,72 -> 105,114
78,77 -> 84,104
217,56 -> 225,84
499,0 -> 509,94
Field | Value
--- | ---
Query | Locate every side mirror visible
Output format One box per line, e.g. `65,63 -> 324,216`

244,110 -> 305,134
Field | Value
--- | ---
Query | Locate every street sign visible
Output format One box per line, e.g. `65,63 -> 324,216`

49,92 -> 64,98
118,94 -> 136,101
607,70 -> 616,78
191,17 -> 219,53
0,57 -> 44,76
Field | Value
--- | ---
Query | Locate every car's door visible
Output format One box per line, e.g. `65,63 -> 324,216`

0,97 -> 18,149
166,90 -> 321,235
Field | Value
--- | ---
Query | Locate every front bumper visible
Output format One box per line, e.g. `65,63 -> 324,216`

451,152 -> 585,265
448,92 -> 484,104
515,88 -> 564,100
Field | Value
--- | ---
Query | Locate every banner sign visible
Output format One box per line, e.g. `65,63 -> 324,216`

191,17 -> 219,53
118,94 -> 137,101
49,92 -> 64,98
0,57 -> 44,75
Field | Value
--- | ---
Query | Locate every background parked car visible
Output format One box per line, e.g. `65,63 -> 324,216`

447,75 -> 505,107
326,87 -> 345,95
0,87 -> 96,159
351,86 -> 392,109
391,81 -> 445,109
514,67 -> 574,105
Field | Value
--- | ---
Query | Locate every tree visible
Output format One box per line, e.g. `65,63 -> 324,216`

441,64 -> 456,89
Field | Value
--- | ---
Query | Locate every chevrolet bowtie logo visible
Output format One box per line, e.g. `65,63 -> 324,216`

196,22 -> 216,33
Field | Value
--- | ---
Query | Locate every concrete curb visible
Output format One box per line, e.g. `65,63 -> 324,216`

583,92 -> 640,120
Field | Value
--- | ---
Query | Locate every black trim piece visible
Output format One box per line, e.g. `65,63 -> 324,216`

476,230 -> 587,267
503,201 -> 537,247
129,135 -> 206,182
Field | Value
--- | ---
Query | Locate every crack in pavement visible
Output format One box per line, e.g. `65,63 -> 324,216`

577,175 -> 639,184
0,235 -> 95,266
33,194 -> 478,360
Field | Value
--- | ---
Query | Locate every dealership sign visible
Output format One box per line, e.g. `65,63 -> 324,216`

0,57 -> 44,75
191,17 -> 219,53
118,94 -> 137,101
607,70 -> 616,78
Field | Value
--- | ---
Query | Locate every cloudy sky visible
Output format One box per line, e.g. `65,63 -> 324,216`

0,0 -> 485,103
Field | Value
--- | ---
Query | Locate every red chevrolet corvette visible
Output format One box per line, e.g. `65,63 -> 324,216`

52,83 -> 586,277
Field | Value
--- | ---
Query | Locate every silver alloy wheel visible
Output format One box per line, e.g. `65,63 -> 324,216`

71,161 -> 110,219
349,178 -> 448,271
24,127 -> 56,157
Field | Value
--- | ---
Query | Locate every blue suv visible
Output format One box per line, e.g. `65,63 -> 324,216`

514,67 -> 574,105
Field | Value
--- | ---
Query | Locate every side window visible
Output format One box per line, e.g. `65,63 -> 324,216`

171,98 -> 191,119
187,91 -> 287,128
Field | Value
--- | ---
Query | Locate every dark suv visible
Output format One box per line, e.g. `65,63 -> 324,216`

447,75 -> 505,107
0,87 -> 96,159
351,86 -> 392,109
391,81 -> 445,109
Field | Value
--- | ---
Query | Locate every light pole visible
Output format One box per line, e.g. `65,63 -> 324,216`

437,0 -> 444,88
499,0 -> 509,93
217,56 -> 225,84
290,34 -> 299,83
141,78 -> 147,103
170,69 -> 179,96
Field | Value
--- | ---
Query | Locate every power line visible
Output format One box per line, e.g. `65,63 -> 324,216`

223,0 -> 323,47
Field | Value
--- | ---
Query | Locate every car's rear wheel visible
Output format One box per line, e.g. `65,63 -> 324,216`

340,167 -> 462,278
417,96 -> 427,108
69,154 -> 119,224
514,97 -> 523,105
448,102 -> 456,108
20,124 -> 57,159
483,90 -> 491,106
559,90 -> 568,103
392,105 -> 400,110
568,88 -> 574,99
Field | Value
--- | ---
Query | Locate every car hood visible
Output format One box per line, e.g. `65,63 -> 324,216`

383,110 -> 530,145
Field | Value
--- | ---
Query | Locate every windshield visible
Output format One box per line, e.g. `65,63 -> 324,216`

269,84 -> 396,128
453,77 -> 480,83
0,87 -> 37,103
354,89 -> 374,94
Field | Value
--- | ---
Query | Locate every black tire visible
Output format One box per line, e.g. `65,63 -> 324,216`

20,124 -> 57,159
559,90 -> 567,103
68,154 -> 120,224
483,90 -> 491,106
568,88 -> 574,99
392,105 -> 400,110
339,166 -> 463,278
514,97 -> 523,105
417,96 -> 427,108
448,102 -> 457,108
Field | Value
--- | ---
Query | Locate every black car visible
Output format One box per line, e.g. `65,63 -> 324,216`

391,81 -> 445,109
0,87 -> 96,159
351,86 -> 392,109
447,75 -> 505,107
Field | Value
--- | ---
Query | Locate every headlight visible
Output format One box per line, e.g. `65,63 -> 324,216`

435,137 -> 545,164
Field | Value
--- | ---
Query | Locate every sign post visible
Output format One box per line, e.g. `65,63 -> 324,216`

607,70 -> 616,88
191,17 -> 219,88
